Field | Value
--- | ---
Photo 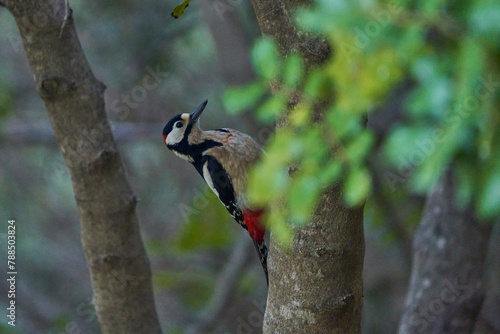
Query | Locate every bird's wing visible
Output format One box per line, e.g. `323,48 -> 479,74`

202,155 -> 246,229
204,129 -> 263,199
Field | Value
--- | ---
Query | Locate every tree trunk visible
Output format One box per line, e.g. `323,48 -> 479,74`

250,1 -> 365,333
250,0 -> 330,68
2,1 -> 162,333
398,169 -> 492,334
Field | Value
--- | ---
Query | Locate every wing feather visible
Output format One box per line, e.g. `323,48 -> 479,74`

202,155 -> 246,229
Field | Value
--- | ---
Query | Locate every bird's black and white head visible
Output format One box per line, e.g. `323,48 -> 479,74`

163,100 -> 207,147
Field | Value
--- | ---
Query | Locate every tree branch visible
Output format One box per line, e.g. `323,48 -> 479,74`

398,168 -> 493,333
0,122 -> 161,146
186,235 -> 256,334
369,158 -> 413,262
5,1 -> 162,333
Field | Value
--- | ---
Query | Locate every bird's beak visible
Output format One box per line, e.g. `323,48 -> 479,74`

189,100 -> 208,123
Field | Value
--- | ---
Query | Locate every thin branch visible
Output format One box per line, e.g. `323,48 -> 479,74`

186,235 -> 255,334
369,157 -> 413,262
59,0 -> 72,38
0,122 -> 161,145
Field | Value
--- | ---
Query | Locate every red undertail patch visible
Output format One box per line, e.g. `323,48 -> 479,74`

242,208 -> 265,243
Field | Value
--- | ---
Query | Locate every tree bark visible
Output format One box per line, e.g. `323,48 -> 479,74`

250,0 -> 330,68
250,1 -> 365,333
2,1 -> 162,333
398,169 -> 492,334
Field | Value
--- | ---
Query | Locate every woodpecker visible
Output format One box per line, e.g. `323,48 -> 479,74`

163,100 -> 268,285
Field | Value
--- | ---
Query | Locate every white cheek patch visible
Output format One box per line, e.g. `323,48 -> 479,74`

166,128 -> 185,146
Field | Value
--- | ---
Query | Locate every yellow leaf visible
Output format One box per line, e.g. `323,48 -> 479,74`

171,0 -> 191,19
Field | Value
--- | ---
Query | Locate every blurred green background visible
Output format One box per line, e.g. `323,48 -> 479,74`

0,0 -> 499,333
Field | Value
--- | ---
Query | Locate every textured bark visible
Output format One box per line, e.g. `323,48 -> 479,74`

250,0 -> 330,68
398,169 -> 492,334
3,1 -> 162,333
266,186 -> 364,333
250,1 -> 365,333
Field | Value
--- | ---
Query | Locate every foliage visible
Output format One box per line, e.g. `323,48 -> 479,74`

146,191 -> 237,310
153,268 -> 215,308
0,77 -> 14,119
171,0 -> 191,19
224,0 -> 500,243
170,193 -> 237,253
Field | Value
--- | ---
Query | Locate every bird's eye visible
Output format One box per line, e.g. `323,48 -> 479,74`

176,122 -> 183,128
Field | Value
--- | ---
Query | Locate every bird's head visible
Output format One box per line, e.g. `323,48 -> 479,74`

163,100 -> 208,148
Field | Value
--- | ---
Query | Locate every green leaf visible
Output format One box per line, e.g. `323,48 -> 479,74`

383,126 -> 434,166
283,53 -> 304,88
304,69 -> 329,100
171,0 -> 191,19
469,2 -> 500,35
455,161 -> 475,207
477,165 -> 500,218
411,56 -> 440,83
458,37 -> 485,89
0,78 -> 14,119
346,130 -> 374,163
297,0 -> 345,33
289,102 -> 311,126
222,82 -> 265,114
397,25 -> 425,60
302,128 -> 328,164
408,76 -> 453,118
410,126 -> 461,193
327,107 -> 363,139
317,160 -> 342,185
267,206 -> 293,247
288,175 -> 322,223
247,158 -> 289,207
256,94 -> 287,122
252,38 -> 281,81
344,166 -> 371,206
419,0 -> 446,18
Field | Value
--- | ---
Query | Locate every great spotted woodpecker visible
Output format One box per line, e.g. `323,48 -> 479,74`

163,100 -> 268,285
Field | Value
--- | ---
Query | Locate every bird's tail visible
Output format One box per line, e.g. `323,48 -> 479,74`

253,239 -> 268,287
